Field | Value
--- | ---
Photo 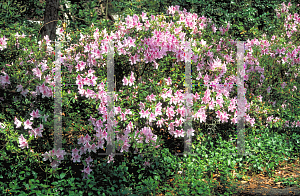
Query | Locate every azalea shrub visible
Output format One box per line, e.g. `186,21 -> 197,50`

0,1 -> 299,195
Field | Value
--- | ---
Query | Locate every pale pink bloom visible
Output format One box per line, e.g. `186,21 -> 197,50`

174,129 -> 184,138
84,142 -> 91,153
14,117 -> 22,128
97,139 -> 105,149
141,12 -> 148,21
30,109 -> 41,120
89,143 -> 97,153
72,148 -> 79,156
186,128 -> 195,137
75,61 -> 86,72
125,109 -> 132,115
41,152 -> 51,162
257,95 -> 263,102
83,134 -> 91,143
18,134 -> 29,149
121,112 -> 127,121
296,121 -> 300,127
82,165 -> 93,176
149,112 -> 156,123
107,154 -> 115,163
21,89 -> 29,97
122,76 -> 129,86
24,119 -> 33,130
165,77 -> 172,85
267,86 -> 271,94
78,88 -> 86,96
32,67 -> 42,80
50,160 -> 60,170
85,156 -> 93,165
55,149 -> 66,161
16,84 -> 23,92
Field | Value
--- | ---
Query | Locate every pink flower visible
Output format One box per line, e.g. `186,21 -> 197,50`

149,112 -> 156,123
16,84 -> 23,92
55,149 -> 66,161
75,61 -> 86,72
21,89 -> 29,97
164,77 -> 172,85
24,119 -> 33,130
141,12 -> 148,21
82,165 -> 93,176
107,154 -> 115,163
30,126 -> 43,138
30,109 -> 41,120
72,154 -> 81,163
186,128 -> 195,137
42,152 -> 51,162
89,143 -> 97,153
14,117 -> 22,128
84,142 -> 91,153
296,121 -> 300,127
32,67 -> 42,80
72,148 -> 79,155
122,76 -> 129,86
174,129 -> 184,138
50,160 -> 60,170
18,134 -> 29,149
85,156 -> 93,165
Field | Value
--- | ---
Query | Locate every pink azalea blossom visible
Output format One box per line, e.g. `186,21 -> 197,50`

14,117 -> 22,128
24,119 -> 33,130
30,109 -> 41,120
18,134 -> 29,149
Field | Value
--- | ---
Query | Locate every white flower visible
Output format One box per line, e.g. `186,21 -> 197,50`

0,122 -> 5,129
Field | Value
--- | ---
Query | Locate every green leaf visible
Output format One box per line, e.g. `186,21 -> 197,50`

60,172 -> 66,179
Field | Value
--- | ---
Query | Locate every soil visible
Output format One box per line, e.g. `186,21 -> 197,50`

229,157 -> 300,196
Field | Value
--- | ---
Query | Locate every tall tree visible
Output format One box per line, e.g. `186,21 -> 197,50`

40,0 -> 60,42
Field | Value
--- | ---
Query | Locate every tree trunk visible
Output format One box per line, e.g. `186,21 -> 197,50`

40,0 -> 60,42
